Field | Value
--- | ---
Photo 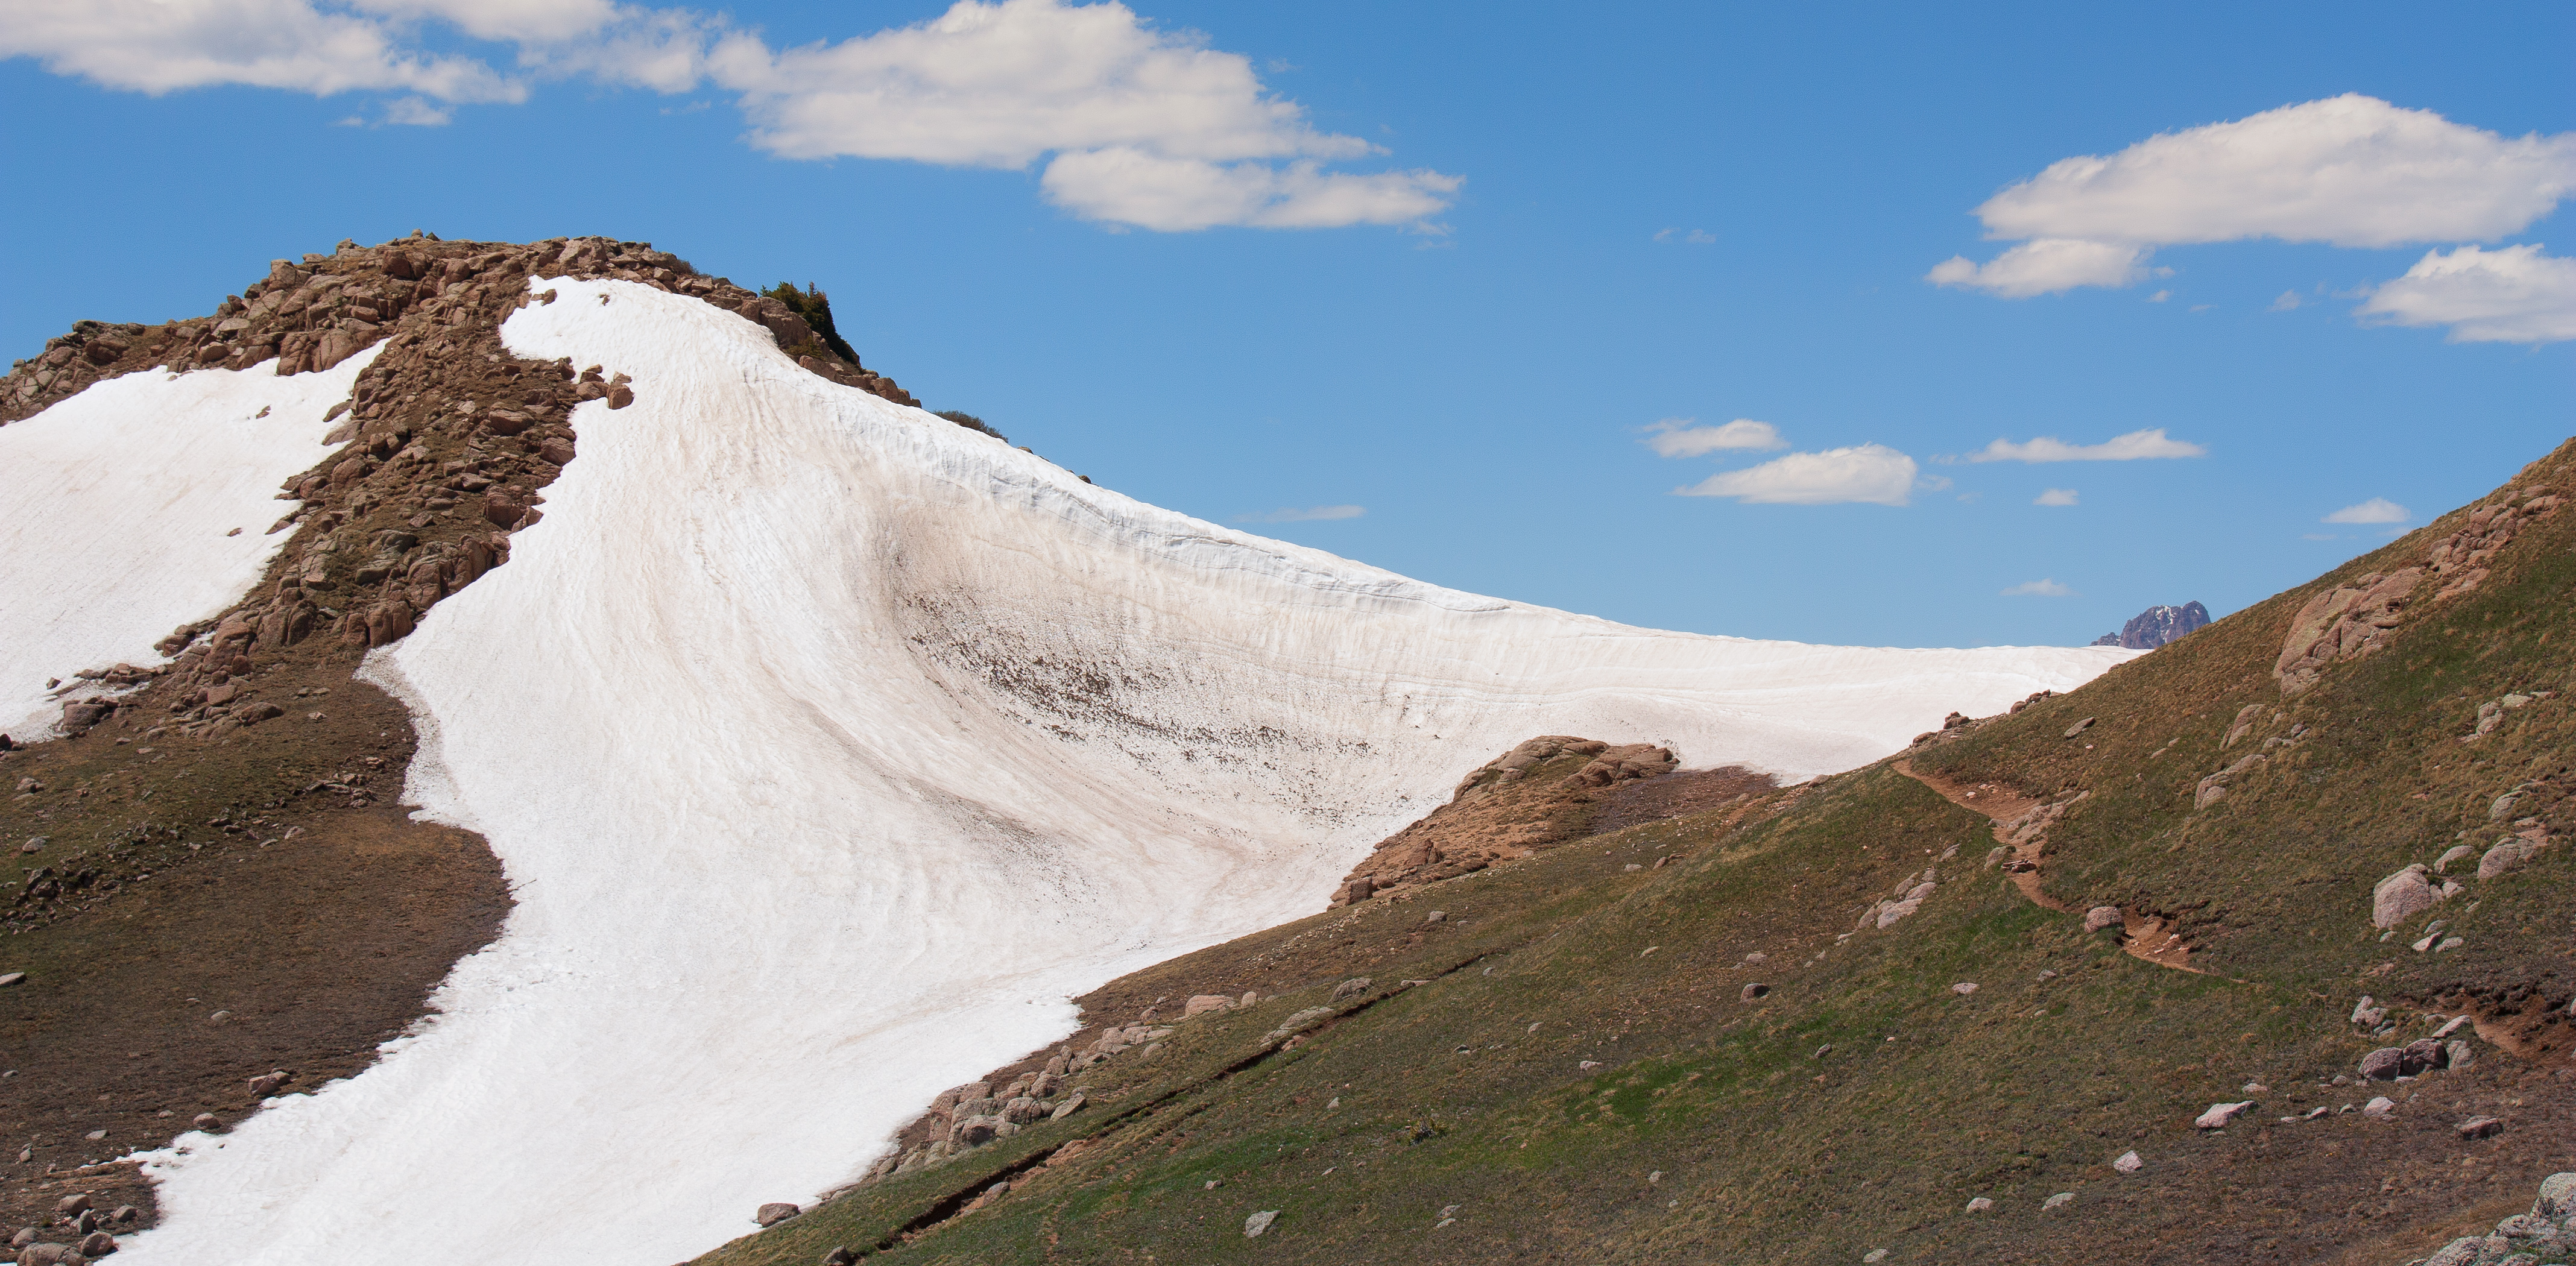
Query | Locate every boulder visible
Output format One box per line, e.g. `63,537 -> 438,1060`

1330,978 -> 1371,1003
76,1233 -> 114,1257
2359,1047 -> 2405,1080
247,1070 -> 291,1098
2363,1096 -> 2396,1117
2536,1172 -> 2576,1219
1183,994 -> 1234,1018
2372,865 -> 2435,929
2457,1116 -> 2504,1139
2436,844 -> 2478,873
2083,906 -> 2123,932
2478,837 -> 2539,880
16,1244 -> 84,1265
754,1202 -> 800,1227
2113,1150 -> 2143,1174
2402,1038 -> 2448,1074
1243,1211 -> 1278,1238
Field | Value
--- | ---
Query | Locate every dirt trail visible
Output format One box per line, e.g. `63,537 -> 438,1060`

1895,758 -> 2200,972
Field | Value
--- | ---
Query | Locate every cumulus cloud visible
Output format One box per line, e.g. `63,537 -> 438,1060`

0,0 -> 525,102
1676,444 -> 1917,506
1926,238 -> 2150,298
0,0 -> 1457,231
2357,244 -> 2576,344
2323,497 -> 2410,524
1931,95 -> 2576,297
2034,488 -> 2078,506
1234,504 -> 1364,523
1641,418 -> 1787,458
1967,427 -> 2206,464
2000,579 -> 2075,597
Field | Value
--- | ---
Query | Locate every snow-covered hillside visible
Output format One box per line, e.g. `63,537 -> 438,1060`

0,351 -> 380,742
89,278 -> 2131,1264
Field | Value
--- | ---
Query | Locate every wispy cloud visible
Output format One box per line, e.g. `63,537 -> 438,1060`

1235,504 -> 1365,523
1641,418 -> 1787,458
2268,290 -> 2302,311
1676,444 -> 1917,506
1653,227 -> 1716,245
2034,488 -> 2079,506
1966,427 -> 2205,463
2001,578 -> 2076,597
2323,497 -> 2409,524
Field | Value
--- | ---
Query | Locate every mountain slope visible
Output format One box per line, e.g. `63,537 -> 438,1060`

696,442 -> 2576,1266
1,241 -> 2129,1264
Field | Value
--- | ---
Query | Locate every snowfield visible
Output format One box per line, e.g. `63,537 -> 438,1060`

102,279 -> 2134,1264
0,349 -> 380,741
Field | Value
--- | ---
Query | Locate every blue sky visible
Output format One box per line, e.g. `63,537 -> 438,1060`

4,1 -> 2569,647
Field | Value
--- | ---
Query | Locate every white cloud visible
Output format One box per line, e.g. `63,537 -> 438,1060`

2034,488 -> 2078,506
0,0 -> 1456,233
2147,289 -> 2171,303
1676,444 -> 1916,506
1040,148 -> 1456,231
2000,578 -> 2075,597
348,0 -> 616,43
2268,290 -> 2301,312
711,0 -> 1456,230
1980,94 -> 2576,249
1653,228 -> 1715,245
0,0 -> 525,102
1933,94 -> 2576,297
1926,238 -> 2148,298
2358,243 -> 2576,344
1968,427 -> 2206,464
2323,497 -> 2410,524
381,93 -> 450,125
1641,418 -> 1787,458
1235,504 -> 1364,523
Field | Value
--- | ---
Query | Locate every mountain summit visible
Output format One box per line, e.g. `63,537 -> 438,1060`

2091,600 -> 2211,650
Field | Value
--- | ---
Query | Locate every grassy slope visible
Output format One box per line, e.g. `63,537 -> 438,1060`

698,444 -> 2576,1266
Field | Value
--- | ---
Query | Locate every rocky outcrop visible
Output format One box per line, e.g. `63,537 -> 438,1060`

1329,737 -> 1681,902
2089,601 -> 2209,650
2274,569 -> 2423,695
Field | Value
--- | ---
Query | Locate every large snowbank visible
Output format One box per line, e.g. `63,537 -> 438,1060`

0,351 -> 379,741
122,279 -> 2132,1263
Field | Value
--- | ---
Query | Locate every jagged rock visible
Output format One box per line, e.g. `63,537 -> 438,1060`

2372,865 -> 2435,929
1243,1211 -> 1278,1238
2194,1101 -> 2254,1129
754,1202 -> 800,1227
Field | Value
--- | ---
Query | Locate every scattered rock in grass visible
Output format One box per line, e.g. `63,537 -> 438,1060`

2371,865 -> 2436,929
1966,1197 -> 1994,1212
2195,1101 -> 2255,1130
1580,1061 -> 1603,1071
2447,1039 -> 2476,1069
55,1196 -> 90,1215
247,1069 -> 292,1098
2436,1015 -> 2475,1039
2083,905 -> 2122,932
2114,1151 -> 2143,1174
1264,1007 -> 1334,1044
755,1202 -> 800,1227
1243,1210 -> 1278,1238
78,1232 -> 116,1256
1425,910 -> 1445,924
821,1249 -> 857,1265
2363,1097 -> 2396,1118
1950,983 -> 1978,995
2457,1116 -> 2505,1139
1741,983 -> 1770,1001
2043,1191 -> 2074,1211
2361,1048 -> 2405,1080
1183,994 -> 1234,1018
1864,1250 -> 1889,1262
2063,717 -> 2095,738
1050,1093 -> 1085,1121
1331,978 -> 1371,1002
2435,844 -> 2479,874
0,972 -> 22,987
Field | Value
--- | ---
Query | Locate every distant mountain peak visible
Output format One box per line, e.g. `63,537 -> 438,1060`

2091,600 -> 2211,649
